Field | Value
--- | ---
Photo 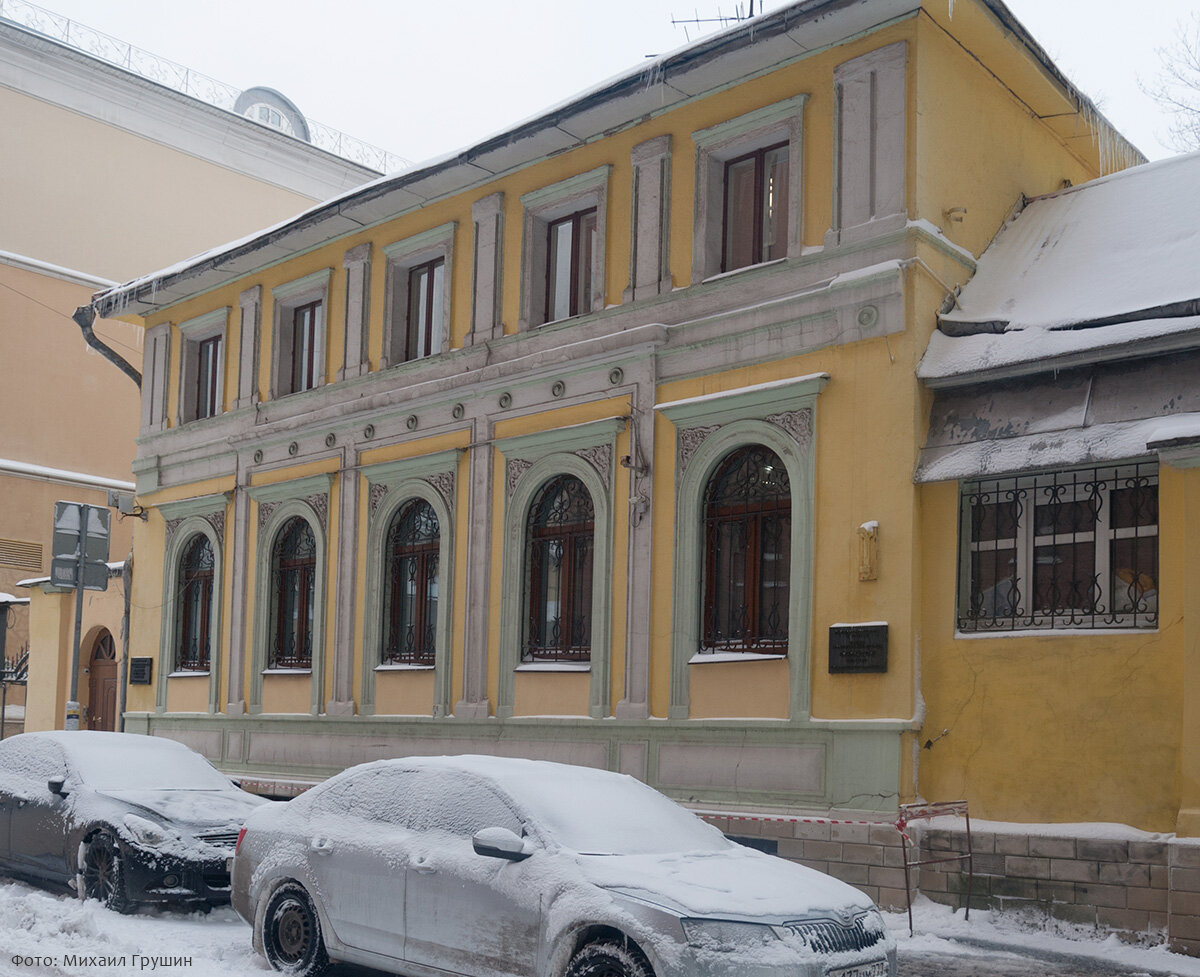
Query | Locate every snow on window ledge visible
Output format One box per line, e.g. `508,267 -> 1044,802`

688,651 -> 787,664
167,670 -> 210,679
261,667 -> 313,675
514,662 -> 591,672
955,627 -> 1158,641
375,663 -> 435,671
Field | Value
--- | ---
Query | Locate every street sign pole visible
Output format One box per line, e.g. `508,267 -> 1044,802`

65,502 -> 88,731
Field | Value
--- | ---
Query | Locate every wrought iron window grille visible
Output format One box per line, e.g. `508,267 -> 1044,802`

383,500 -> 439,666
176,534 -> 214,671
524,475 -> 595,663
959,462 -> 1158,632
701,445 -> 792,653
269,518 -> 317,668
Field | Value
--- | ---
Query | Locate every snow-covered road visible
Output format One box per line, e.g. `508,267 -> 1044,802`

2,880 -> 1200,977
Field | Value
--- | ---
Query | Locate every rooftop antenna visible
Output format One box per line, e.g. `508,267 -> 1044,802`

671,0 -> 760,41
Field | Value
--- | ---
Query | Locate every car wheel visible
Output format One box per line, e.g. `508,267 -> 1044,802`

261,882 -> 329,976
565,940 -> 653,977
79,831 -> 133,914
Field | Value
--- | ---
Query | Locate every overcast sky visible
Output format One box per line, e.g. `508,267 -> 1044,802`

24,0 -> 1197,167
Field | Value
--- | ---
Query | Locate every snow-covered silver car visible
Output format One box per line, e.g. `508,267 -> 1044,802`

0,730 -> 268,912
232,755 -> 896,977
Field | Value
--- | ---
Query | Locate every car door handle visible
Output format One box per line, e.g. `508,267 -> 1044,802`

310,838 -> 333,855
413,855 -> 437,875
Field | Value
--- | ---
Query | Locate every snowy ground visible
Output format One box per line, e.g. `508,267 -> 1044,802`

1,880 -> 1200,977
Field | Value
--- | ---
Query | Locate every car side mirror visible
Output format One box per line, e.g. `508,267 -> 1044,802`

47,778 -> 68,798
472,826 -> 531,862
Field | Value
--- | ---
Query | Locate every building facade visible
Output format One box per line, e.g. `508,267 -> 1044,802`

98,0 -> 1133,804
1,10 -> 379,733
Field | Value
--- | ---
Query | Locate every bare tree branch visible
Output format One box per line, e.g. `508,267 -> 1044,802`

1141,12 -> 1200,152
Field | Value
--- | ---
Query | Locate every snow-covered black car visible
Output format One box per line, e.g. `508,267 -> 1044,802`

0,730 -> 268,912
232,755 -> 896,977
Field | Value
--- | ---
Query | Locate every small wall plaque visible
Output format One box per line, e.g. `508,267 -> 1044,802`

129,657 -> 153,685
829,623 -> 888,674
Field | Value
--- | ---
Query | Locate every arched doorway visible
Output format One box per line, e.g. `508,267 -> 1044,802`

87,631 -> 117,731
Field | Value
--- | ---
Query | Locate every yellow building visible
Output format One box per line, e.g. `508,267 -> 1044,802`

1,9 -> 379,733
91,0 -> 1200,943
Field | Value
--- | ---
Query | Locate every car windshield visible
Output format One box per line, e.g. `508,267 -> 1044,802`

514,772 -> 730,855
62,738 -> 233,791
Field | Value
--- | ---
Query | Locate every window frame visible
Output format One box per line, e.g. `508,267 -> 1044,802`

176,308 -> 228,424
691,96 -> 806,284
957,462 -> 1159,633
360,456 -> 459,719
523,474 -> 596,663
544,208 -> 597,324
155,501 -> 227,716
248,484 -> 330,716
701,445 -> 792,653
176,533 -> 215,671
269,516 -> 318,669
270,269 -> 331,400
383,498 -> 441,667
720,141 -> 790,273
518,166 -> 610,330
382,222 -> 455,369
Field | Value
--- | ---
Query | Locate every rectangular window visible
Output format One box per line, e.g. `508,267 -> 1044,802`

959,463 -> 1158,632
545,208 -> 596,323
405,258 -> 445,362
290,301 -> 321,393
722,143 -> 789,273
195,335 -> 221,419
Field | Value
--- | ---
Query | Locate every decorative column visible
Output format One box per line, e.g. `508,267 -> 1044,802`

455,419 -> 493,717
328,452 -> 359,715
623,135 -> 672,303
234,286 -> 261,410
224,469 -> 252,715
470,192 -> 505,344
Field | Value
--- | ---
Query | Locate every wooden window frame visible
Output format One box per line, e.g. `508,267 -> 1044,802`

384,500 -> 440,666
544,208 -> 597,323
177,535 -> 214,671
404,257 -> 445,363
720,141 -> 789,273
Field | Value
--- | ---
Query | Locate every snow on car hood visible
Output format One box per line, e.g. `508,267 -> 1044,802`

96,789 -> 267,827
577,846 -> 875,919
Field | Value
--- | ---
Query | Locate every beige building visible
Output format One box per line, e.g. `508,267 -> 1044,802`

0,10 -> 380,732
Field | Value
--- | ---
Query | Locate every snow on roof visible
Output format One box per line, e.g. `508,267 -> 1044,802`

940,150 -> 1200,336
0,593 -> 29,606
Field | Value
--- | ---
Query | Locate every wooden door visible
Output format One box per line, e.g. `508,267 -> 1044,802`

87,632 -> 117,732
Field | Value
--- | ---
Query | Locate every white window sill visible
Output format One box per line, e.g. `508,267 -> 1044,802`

701,257 -> 787,285
514,662 -> 591,672
375,663 -> 435,671
689,651 -> 787,664
261,668 -> 313,675
954,627 -> 1158,640
167,670 -> 210,679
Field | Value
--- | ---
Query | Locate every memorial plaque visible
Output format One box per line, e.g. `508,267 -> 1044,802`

129,658 -> 153,685
829,623 -> 888,673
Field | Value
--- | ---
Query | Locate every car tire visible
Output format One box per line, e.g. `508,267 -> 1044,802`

565,940 -> 653,977
79,831 -> 133,914
261,882 -> 329,977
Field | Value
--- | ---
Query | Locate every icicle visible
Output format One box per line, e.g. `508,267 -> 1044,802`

1078,101 -> 1143,176
947,0 -> 955,19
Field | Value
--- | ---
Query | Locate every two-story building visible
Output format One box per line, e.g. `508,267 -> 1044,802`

93,0 -> 1195,933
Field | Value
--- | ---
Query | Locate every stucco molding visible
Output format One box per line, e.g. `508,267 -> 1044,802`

677,425 -> 720,475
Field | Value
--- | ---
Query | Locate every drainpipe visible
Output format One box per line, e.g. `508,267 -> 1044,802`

119,548 -> 133,733
71,305 -> 141,389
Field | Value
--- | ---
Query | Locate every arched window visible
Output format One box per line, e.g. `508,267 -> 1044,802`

177,534 -> 214,670
702,445 -> 791,652
270,517 -> 316,668
383,500 -> 440,665
525,475 -> 594,662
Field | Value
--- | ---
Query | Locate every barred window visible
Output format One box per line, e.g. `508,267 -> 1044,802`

383,500 -> 439,666
525,475 -> 594,662
959,463 -> 1158,632
176,534 -> 214,671
702,445 -> 791,652
270,517 -> 317,668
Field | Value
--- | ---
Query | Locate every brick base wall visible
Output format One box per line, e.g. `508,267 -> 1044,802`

729,816 -> 1200,956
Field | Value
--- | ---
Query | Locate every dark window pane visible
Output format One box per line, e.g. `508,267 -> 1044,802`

271,518 -> 316,667
763,146 -> 789,261
1111,482 -> 1158,529
1033,542 -> 1096,614
723,156 -> 757,272
968,547 -> 1018,618
525,476 -> 594,661
384,500 -> 439,665
971,499 -> 1018,542
1033,497 -> 1097,536
703,445 -> 791,651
